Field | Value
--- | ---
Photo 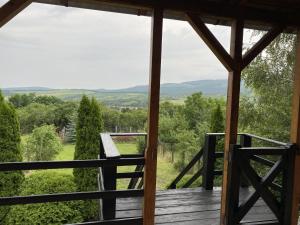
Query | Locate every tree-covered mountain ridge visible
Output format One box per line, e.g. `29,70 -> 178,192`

2,79 -> 249,98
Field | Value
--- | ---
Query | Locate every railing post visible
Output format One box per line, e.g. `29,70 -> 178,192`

102,162 -> 117,220
202,134 -> 217,190
226,144 -> 241,225
240,134 -> 252,187
282,144 -> 296,225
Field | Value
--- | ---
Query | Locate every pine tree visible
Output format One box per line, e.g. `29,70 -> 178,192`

0,91 -> 24,222
73,96 -> 103,220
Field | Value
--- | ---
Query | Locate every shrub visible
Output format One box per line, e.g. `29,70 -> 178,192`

6,171 -> 83,225
0,91 -> 24,222
22,125 -> 63,161
73,96 -> 103,220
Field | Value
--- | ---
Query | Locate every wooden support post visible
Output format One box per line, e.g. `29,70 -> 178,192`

0,0 -> 32,28
102,164 -> 117,220
143,7 -> 163,225
290,30 -> 300,225
220,18 -> 244,225
239,134 -> 251,187
226,144 -> 241,225
202,134 -> 217,190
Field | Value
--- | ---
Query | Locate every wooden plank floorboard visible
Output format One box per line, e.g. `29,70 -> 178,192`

116,188 -> 276,224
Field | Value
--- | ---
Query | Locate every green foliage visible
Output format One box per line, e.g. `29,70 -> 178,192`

17,103 -> 56,134
6,172 -> 83,225
9,93 -> 36,108
73,96 -> 103,220
210,104 -> 224,133
34,95 -> 63,105
136,136 -> 146,154
17,102 -> 77,135
240,33 -> 296,142
184,92 -> 209,130
22,125 -> 63,161
0,91 -> 24,222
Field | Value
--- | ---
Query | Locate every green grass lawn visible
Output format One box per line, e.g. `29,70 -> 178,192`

53,142 -> 178,190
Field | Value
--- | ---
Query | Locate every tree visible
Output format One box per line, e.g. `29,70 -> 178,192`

73,96 -> 103,220
210,104 -> 224,133
9,93 -> 35,108
6,172 -> 83,225
34,95 -> 63,105
17,103 -> 56,134
183,92 -> 210,130
240,33 -> 296,142
0,91 -> 24,222
22,125 -> 63,161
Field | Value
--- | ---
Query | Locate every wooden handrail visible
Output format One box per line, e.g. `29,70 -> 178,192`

0,158 -> 145,171
68,217 -> 143,225
0,189 -> 144,206
101,133 -> 121,158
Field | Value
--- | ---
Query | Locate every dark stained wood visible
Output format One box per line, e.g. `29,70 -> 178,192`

221,17 -> 244,225
186,13 -> 235,72
143,7 -> 163,225
0,158 -> 145,171
202,135 -> 217,189
242,25 -> 284,69
0,0 -> 32,28
34,0 -> 300,30
70,217 -> 143,225
116,188 -> 276,224
167,148 -> 203,189
290,30 -> 300,225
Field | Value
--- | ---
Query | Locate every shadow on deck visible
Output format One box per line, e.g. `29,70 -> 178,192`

117,188 -> 276,225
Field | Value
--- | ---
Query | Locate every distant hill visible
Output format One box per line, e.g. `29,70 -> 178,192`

108,79 -> 248,97
2,79 -> 250,107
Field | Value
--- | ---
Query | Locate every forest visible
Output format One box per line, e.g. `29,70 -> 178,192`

0,32 -> 296,224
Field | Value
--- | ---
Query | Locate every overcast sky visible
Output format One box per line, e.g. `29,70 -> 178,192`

0,2 -> 253,89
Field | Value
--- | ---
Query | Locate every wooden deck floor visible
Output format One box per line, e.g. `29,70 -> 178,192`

116,188 -> 277,225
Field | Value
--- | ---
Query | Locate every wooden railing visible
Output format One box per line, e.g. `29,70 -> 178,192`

0,133 -> 146,225
168,133 -> 288,190
99,133 -> 146,220
226,144 -> 295,225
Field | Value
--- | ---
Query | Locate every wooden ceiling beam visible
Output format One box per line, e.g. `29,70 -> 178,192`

35,0 -> 300,29
0,0 -> 32,28
187,13 -> 236,72
242,25 -> 284,69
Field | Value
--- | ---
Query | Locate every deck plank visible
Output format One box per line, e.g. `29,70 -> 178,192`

116,188 -> 276,224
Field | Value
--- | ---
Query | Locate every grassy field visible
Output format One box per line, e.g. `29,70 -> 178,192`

53,142 -> 178,190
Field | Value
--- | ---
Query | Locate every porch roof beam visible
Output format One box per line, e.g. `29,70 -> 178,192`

0,0 -> 32,28
187,13 -> 236,72
242,25 -> 284,69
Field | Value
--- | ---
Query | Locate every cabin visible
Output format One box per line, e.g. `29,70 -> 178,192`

1,0 -> 300,224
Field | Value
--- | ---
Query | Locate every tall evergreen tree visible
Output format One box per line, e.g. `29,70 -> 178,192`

0,91 -> 24,222
73,96 -> 103,220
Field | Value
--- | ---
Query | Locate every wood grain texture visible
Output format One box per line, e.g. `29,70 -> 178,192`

143,7 -> 163,225
116,188 -> 276,224
221,18 -> 244,225
290,30 -> 300,225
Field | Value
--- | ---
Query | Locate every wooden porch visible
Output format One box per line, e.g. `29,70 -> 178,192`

117,188 -> 276,225
1,0 -> 300,225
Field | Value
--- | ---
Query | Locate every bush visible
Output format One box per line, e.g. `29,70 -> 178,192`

6,172 -> 83,225
73,96 -> 103,220
22,125 -> 63,161
0,91 -> 24,222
